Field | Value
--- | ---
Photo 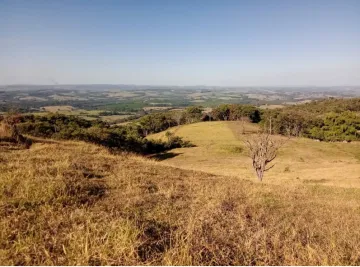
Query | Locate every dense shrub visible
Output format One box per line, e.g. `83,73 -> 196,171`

307,111 -> 360,141
138,113 -> 178,136
164,131 -> 194,149
15,114 -> 191,154
260,98 -> 360,141
0,114 -> 33,148
184,106 -> 203,123
211,104 -> 261,123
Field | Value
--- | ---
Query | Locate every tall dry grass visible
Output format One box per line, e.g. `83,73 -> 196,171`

0,123 -> 11,138
1,140 -> 360,265
0,120 -> 32,148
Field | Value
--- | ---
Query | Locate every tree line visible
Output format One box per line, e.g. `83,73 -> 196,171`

260,98 -> 360,141
137,98 -> 360,142
2,98 -> 359,150
137,104 -> 261,136
0,114 -> 192,154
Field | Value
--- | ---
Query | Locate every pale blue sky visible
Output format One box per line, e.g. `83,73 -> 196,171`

1,0 -> 359,86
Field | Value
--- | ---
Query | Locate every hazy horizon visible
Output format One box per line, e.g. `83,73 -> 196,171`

2,83 -> 360,88
1,0 -> 360,86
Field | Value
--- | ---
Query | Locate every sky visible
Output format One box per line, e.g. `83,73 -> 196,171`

1,0 -> 360,86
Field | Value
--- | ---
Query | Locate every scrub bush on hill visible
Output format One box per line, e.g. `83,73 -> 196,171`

14,114 -> 191,154
165,131 -> 193,148
286,97 -> 360,114
308,111 -> 360,141
138,113 -> 178,136
211,104 -> 261,123
0,114 -> 32,148
207,99 -> 360,141
136,107 -> 204,136
260,98 -> 360,141
184,106 -> 203,123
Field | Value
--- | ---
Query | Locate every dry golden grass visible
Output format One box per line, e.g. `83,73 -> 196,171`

149,121 -> 360,188
42,105 -> 75,112
0,123 -> 10,138
1,137 -> 360,265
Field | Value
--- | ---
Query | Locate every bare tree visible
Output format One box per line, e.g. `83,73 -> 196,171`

240,117 -> 246,134
244,134 -> 284,181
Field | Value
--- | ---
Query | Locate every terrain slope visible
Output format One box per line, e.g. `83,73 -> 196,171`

1,137 -> 360,265
149,121 -> 360,188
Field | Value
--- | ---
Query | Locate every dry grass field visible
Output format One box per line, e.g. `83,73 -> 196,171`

1,126 -> 360,265
149,121 -> 360,188
42,105 -> 76,112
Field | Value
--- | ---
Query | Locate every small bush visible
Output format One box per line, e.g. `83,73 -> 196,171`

164,132 -> 194,149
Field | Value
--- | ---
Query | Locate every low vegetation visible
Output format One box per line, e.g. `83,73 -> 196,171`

0,113 -> 191,155
261,98 -> 360,141
0,114 -> 32,148
6,97 -> 359,143
210,103 -> 261,122
138,98 -> 360,142
1,140 -> 360,265
1,98 -> 360,265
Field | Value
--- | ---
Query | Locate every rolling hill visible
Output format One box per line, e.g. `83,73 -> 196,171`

1,133 -> 360,265
149,121 -> 360,188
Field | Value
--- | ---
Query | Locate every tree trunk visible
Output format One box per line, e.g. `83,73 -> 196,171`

256,168 -> 263,181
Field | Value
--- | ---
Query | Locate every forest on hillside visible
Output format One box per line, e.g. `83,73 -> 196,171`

209,98 -> 360,141
1,98 -> 360,154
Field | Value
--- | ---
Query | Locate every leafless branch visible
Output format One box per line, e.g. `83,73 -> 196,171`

244,133 -> 285,181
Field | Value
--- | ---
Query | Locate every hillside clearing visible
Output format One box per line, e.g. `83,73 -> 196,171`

148,121 -> 360,188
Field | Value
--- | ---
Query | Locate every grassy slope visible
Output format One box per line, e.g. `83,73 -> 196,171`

1,139 -> 360,265
149,121 -> 360,188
